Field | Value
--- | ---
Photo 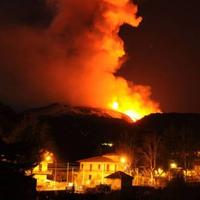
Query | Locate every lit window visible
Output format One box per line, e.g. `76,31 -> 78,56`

81,164 -> 84,170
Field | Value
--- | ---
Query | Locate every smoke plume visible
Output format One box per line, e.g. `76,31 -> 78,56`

0,0 -> 160,120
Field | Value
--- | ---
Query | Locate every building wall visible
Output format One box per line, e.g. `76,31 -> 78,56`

33,161 -> 48,172
78,162 -> 118,187
104,154 -> 128,172
32,161 -> 53,190
106,179 -> 121,190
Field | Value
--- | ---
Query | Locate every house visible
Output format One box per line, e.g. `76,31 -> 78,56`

105,171 -> 133,190
76,153 -> 130,188
31,151 -> 68,191
31,152 -> 131,191
32,159 -> 53,191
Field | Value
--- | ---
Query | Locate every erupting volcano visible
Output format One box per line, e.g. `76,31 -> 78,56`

0,0 -> 161,121
50,0 -> 161,121
80,0 -> 162,121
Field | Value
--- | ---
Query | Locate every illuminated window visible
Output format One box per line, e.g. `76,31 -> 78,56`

106,164 -> 110,171
90,164 -> 92,171
89,175 -> 92,180
81,164 -> 84,170
98,164 -> 101,170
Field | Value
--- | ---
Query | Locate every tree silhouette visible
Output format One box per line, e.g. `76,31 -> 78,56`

0,118 -> 53,173
138,131 -> 163,184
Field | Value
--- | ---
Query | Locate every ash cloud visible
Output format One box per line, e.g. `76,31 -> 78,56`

0,0 -> 159,115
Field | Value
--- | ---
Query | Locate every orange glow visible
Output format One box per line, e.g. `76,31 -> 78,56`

170,162 -> 177,169
0,0 -> 162,117
120,156 -> 127,164
112,101 -> 119,110
43,151 -> 53,163
110,94 -> 160,122
47,0 -> 161,120
45,155 -> 52,162
97,0 -> 161,121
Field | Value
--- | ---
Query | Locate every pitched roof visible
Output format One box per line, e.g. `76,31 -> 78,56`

105,171 -> 133,179
78,156 -> 116,163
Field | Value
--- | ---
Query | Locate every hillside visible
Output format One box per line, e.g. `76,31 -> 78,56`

0,103 -> 200,162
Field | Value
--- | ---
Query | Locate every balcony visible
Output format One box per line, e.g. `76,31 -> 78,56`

33,170 -> 52,175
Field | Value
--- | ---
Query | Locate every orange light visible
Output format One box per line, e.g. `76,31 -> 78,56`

112,101 -> 119,110
120,156 -> 127,164
110,97 -> 160,122
124,110 -> 141,122
45,155 -> 52,162
158,168 -> 163,174
43,151 -> 53,162
170,162 -> 177,169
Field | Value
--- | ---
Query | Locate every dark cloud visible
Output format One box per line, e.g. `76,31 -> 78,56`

119,0 -> 200,112
0,0 -> 53,26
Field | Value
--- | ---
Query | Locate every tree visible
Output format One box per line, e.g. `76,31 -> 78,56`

115,131 -> 138,174
139,131 -> 162,184
1,118 -> 53,173
165,125 -> 198,170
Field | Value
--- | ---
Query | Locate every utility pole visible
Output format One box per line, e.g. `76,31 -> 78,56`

66,162 -> 69,184
72,167 -> 74,183
54,159 -> 57,190
82,165 -> 85,186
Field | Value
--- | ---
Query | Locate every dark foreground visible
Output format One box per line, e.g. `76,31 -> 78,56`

1,172 -> 200,200
37,184 -> 200,200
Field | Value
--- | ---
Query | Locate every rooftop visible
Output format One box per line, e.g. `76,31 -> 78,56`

105,171 -> 133,179
78,155 -> 117,163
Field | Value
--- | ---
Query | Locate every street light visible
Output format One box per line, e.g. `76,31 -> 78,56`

45,155 -> 52,162
44,151 -> 53,163
120,156 -> 127,164
170,162 -> 177,169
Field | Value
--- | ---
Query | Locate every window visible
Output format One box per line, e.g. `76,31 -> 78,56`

81,164 -> 84,170
90,164 -> 92,171
89,175 -> 92,180
106,164 -> 110,171
98,164 -> 101,170
39,164 -> 42,171
115,164 -> 117,172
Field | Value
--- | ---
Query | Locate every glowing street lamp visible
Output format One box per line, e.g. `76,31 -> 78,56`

45,155 -> 52,162
170,162 -> 177,169
43,151 -> 53,163
120,156 -> 127,164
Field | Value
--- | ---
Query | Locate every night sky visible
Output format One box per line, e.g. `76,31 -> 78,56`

119,0 -> 200,112
0,0 -> 199,113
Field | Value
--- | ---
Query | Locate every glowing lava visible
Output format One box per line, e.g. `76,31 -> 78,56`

99,0 -> 162,121
111,100 -> 152,122
110,96 -> 160,122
